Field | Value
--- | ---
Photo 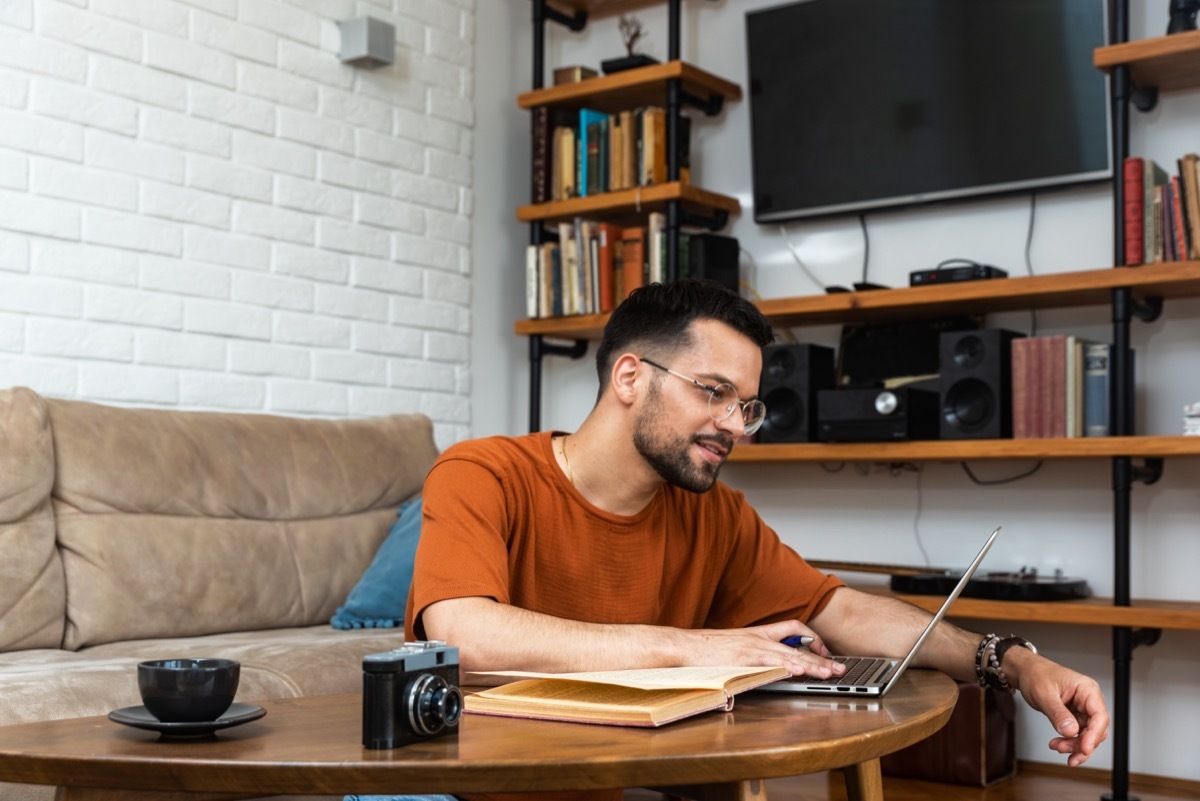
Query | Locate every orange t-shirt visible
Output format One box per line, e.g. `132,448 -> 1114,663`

404,431 -> 845,801
407,431 -> 843,640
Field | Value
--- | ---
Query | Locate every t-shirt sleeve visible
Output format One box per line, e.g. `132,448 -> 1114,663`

704,495 -> 845,629
404,453 -> 515,640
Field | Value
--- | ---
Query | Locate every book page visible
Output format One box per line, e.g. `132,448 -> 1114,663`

466,665 -> 784,692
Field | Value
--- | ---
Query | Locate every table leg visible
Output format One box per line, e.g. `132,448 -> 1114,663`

841,759 -> 883,801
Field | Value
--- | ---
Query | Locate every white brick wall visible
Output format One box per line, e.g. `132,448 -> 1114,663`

0,0 -> 475,444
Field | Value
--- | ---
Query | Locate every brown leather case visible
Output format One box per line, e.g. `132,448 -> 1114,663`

881,681 -> 1016,786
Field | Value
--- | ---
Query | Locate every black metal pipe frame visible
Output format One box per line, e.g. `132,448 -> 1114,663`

666,0 -> 682,283
1105,2 -> 1136,799
529,2 -> 547,432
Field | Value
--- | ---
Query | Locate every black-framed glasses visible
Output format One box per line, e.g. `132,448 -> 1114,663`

640,357 -> 767,435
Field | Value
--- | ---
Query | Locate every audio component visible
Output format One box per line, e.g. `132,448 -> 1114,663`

816,387 -> 939,442
756,344 -> 835,443
909,264 -> 1008,286
939,329 -> 1023,440
688,234 -> 740,295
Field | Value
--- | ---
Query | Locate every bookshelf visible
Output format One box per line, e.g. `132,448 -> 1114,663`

1092,15 -> 1200,801
523,0 -> 742,431
514,5 -> 1200,798
856,587 -> 1200,633
518,259 -> 1200,337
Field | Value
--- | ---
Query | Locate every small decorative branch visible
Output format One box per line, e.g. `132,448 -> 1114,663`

619,15 -> 645,57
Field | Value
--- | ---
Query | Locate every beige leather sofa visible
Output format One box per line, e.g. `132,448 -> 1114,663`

0,387 -> 438,801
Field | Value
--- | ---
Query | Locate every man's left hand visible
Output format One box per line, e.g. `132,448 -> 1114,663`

1004,647 -> 1109,767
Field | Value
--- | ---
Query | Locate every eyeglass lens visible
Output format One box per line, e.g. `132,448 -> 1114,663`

709,384 -> 766,433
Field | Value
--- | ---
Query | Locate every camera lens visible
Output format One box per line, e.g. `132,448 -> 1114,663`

406,673 -> 464,736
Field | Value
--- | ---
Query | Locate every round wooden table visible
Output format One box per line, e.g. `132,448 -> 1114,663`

0,670 -> 957,801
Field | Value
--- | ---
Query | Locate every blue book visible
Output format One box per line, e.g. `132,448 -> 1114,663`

1083,342 -> 1111,437
577,108 -> 608,197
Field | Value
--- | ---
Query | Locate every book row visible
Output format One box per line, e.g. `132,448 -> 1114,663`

1122,153 -> 1200,265
524,213 -> 737,319
1011,336 -> 1115,439
530,105 -> 690,204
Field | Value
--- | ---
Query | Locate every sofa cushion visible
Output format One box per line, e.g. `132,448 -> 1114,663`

0,388 -> 65,651
44,398 -> 438,650
331,498 -> 422,630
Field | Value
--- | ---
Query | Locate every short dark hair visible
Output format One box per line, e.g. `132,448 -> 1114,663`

595,279 -> 775,392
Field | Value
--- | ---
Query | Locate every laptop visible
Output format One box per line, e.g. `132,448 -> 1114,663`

756,526 -> 999,697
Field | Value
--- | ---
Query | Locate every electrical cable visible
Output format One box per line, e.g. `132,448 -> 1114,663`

959,460 -> 1044,485
1025,192 -> 1039,336
779,225 -> 826,291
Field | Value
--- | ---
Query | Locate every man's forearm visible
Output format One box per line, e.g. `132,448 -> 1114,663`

808,586 -> 983,682
421,596 -> 684,673
420,596 -> 842,678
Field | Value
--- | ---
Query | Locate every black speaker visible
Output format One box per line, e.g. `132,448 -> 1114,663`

756,344 -> 835,443
938,329 -> 1024,440
688,234 -> 740,294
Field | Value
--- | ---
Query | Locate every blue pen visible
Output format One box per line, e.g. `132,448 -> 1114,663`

782,635 -> 814,648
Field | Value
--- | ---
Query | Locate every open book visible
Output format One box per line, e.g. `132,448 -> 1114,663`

463,665 -> 789,728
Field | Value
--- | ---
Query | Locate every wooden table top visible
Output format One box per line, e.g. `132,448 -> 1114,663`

0,671 -> 956,798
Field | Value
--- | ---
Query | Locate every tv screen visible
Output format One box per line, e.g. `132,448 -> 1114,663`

745,0 -> 1111,223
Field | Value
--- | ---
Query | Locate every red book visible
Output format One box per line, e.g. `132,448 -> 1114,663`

595,222 -> 622,313
619,227 -> 646,300
1010,338 -> 1035,439
1170,175 -> 1188,262
1122,157 -> 1144,266
1040,335 -> 1068,439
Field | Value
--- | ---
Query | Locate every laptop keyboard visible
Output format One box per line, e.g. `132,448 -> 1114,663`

803,656 -> 890,686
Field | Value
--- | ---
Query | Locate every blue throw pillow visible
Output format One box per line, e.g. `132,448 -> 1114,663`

331,498 -> 422,630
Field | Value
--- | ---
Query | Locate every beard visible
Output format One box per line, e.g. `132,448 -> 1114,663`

632,384 -> 733,494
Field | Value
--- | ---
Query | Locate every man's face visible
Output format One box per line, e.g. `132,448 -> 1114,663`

631,321 -> 763,494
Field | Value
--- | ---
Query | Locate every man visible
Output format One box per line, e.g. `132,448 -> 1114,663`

406,280 -> 1108,795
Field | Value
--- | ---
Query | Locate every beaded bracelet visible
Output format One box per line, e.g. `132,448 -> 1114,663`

974,633 -> 1002,690
976,633 -> 1037,693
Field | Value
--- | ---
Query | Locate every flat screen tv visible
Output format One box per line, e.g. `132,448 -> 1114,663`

745,0 -> 1111,223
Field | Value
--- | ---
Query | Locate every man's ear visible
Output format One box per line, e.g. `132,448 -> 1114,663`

610,353 -> 642,407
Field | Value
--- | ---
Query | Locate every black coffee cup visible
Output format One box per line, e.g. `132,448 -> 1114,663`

137,658 -> 240,722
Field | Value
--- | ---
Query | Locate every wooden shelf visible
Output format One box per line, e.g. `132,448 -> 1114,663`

515,261 -> 1200,337
726,435 -> 1200,464
1094,29 -> 1200,93
519,60 -> 741,114
854,585 -> 1200,632
545,0 -> 665,20
517,181 -> 740,227
756,260 -> 1200,328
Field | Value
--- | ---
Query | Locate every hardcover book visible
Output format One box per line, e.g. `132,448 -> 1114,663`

1144,160 -> 1168,263
532,107 -> 574,204
464,666 -> 789,728
578,108 -> 608,197
620,226 -> 647,298
1122,157 -> 1144,266
1180,153 -> 1200,259
1084,342 -> 1112,437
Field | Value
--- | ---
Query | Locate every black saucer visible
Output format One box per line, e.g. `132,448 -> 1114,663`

108,702 -> 266,738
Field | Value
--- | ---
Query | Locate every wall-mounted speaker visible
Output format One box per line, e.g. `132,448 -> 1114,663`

938,329 -> 1024,440
757,344 -> 835,443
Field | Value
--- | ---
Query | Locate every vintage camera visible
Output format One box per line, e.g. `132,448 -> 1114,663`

362,640 -> 463,749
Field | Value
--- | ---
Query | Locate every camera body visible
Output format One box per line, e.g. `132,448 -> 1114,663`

362,640 -> 463,749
